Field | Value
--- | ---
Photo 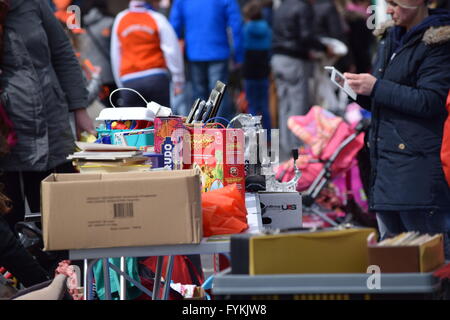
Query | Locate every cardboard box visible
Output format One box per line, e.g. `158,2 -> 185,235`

154,116 -> 185,169
231,228 -> 376,275
258,192 -> 302,230
41,170 -> 202,251
368,234 -> 445,273
190,128 -> 245,198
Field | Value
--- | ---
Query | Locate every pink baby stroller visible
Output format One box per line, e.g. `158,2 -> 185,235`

276,105 -> 375,228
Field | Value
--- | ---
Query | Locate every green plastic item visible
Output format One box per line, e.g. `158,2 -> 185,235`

93,257 -> 142,300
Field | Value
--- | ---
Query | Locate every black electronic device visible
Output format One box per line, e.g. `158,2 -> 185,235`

201,101 -> 214,123
193,100 -> 207,123
187,98 -> 201,124
203,90 -> 220,122
210,81 -> 227,119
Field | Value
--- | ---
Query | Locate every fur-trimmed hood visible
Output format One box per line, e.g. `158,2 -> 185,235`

422,25 -> 450,44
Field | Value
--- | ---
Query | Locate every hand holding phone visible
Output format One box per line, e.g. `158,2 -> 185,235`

324,66 -> 357,100
343,72 -> 378,97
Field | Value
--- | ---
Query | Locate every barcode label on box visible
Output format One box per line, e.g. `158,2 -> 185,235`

113,203 -> 134,218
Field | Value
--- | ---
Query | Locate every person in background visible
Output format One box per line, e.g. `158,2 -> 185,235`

310,0 -> 349,110
169,0 -> 244,121
261,0 -> 274,27
79,0 -> 116,107
52,1 -> 105,110
313,0 -> 346,41
242,0 -> 272,131
345,0 -> 450,257
111,0 -> 185,108
0,0 -> 94,230
343,0 -> 376,74
271,0 -> 332,161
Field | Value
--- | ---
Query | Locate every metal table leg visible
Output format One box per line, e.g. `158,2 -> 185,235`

102,258 -> 112,300
162,256 -> 175,300
152,256 -> 164,300
86,259 -> 100,300
108,263 -> 153,298
120,257 -> 126,300
83,260 -> 88,300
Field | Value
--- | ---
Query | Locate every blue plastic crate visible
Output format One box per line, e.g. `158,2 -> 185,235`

96,128 -> 154,149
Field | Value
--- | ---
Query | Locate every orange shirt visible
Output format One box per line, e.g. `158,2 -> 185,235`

111,2 -> 184,87
115,11 -> 166,77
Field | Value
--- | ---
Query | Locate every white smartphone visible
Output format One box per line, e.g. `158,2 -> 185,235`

324,66 -> 357,100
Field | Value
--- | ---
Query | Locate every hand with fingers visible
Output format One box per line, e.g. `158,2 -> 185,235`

74,108 -> 96,140
344,73 -> 377,96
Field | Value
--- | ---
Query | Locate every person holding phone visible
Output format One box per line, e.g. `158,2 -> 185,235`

344,0 -> 450,257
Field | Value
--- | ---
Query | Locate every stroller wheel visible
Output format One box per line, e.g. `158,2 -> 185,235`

302,195 -> 315,207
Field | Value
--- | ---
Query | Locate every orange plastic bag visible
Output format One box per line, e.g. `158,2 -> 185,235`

202,184 -> 248,237
442,91 -> 450,187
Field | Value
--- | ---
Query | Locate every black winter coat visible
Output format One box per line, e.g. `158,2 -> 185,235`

272,0 -> 326,60
358,11 -> 450,212
313,0 -> 345,41
0,0 -> 88,172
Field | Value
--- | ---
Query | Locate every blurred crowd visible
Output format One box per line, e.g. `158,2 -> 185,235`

47,0 -> 449,155
49,0 -> 377,113
0,0 -> 450,292
45,3 -> 446,109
